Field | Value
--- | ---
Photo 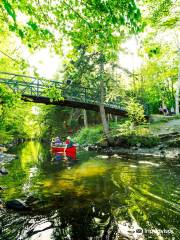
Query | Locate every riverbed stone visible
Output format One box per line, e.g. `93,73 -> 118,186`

0,153 -> 16,163
131,146 -> 138,150
25,196 -> 40,206
6,199 -> 29,211
0,202 -> 4,209
0,146 -> 7,152
158,144 -> 165,150
136,143 -> 141,147
0,167 -> 8,175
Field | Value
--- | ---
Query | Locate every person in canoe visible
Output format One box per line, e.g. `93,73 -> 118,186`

64,136 -> 74,156
65,136 -> 74,148
54,137 -> 63,146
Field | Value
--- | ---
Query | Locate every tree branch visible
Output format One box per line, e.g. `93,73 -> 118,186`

61,0 -> 91,27
37,0 -> 53,25
0,49 -> 18,62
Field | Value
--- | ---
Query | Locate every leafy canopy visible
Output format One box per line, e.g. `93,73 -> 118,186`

1,0 -> 142,56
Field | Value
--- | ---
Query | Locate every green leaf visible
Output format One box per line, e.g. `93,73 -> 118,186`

27,20 -> 38,31
18,29 -> 25,39
162,17 -> 179,28
111,15 -> 117,24
134,9 -> 141,20
119,16 -> 125,25
8,24 -> 16,32
40,29 -> 53,38
2,0 -> 16,21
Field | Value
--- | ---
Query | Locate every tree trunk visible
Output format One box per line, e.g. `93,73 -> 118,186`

175,86 -> 179,115
107,114 -> 110,124
83,109 -> 88,128
100,103 -> 110,138
99,54 -> 110,141
68,109 -> 74,126
115,116 -> 118,124
175,48 -> 180,115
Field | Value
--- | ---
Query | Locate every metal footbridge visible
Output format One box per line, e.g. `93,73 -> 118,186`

0,72 -> 126,115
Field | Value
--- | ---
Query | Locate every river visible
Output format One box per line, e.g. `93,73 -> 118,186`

0,141 -> 180,240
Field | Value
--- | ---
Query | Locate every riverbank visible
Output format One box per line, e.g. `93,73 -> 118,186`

87,145 -> 180,160
0,152 -> 16,177
76,115 -> 180,160
0,152 -> 17,163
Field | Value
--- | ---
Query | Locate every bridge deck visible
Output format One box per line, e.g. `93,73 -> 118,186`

22,95 -> 127,115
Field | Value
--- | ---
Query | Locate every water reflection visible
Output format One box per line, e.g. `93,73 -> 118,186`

0,141 -> 180,239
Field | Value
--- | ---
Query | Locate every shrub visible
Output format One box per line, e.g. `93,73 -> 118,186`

127,135 -> 159,147
74,125 -> 103,144
126,98 -> 145,125
0,129 -> 13,144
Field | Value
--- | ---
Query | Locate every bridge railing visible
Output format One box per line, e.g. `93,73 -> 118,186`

0,71 -> 124,110
65,85 -> 101,103
0,71 -> 101,102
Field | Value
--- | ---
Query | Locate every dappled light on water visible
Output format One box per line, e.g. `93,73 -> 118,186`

19,141 -> 41,169
42,160 -> 107,197
0,141 -> 180,239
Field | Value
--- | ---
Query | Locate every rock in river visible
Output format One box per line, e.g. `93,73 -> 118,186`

6,199 -> 29,211
25,196 -> 40,206
0,167 -> 8,175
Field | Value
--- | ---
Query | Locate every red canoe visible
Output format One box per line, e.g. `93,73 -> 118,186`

51,146 -> 77,159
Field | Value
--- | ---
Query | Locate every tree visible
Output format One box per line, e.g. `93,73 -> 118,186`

139,0 -> 180,114
175,38 -> 180,115
0,0 -> 142,141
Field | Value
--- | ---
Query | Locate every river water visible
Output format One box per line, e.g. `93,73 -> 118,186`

0,141 -> 180,240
